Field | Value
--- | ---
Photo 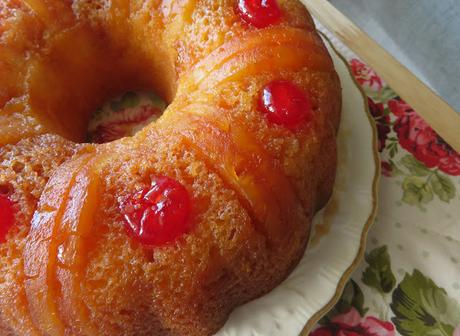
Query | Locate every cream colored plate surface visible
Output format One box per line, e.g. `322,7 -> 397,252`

216,38 -> 380,336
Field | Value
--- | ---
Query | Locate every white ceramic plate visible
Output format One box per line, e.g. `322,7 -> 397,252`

215,37 -> 380,336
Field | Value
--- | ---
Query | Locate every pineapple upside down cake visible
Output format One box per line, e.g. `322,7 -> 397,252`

0,0 -> 341,335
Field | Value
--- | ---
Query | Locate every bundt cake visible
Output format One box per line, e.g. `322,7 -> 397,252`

0,0 -> 341,335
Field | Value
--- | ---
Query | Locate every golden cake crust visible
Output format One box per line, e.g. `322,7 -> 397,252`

0,1 -> 341,335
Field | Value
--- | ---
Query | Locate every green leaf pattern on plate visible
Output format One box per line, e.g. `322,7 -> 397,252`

391,270 -> 460,336
396,156 -> 456,208
362,246 -> 396,294
311,248 -> 460,336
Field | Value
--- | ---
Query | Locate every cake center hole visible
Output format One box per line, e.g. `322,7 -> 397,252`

86,91 -> 167,144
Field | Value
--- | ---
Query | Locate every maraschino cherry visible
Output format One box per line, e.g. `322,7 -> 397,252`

119,176 -> 191,246
0,195 -> 15,243
258,80 -> 313,129
237,0 -> 282,28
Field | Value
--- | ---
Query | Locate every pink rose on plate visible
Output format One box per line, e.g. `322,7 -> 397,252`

310,308 -> 395,336
381,161 -> 393,177
367,98 -> 390,152
454,325 -> 460,336
350,59 -> 384,91
390,98 -> 460,176
88,105 -> 163,144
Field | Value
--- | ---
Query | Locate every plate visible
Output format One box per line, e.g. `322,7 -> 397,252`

215,37 -> 380,336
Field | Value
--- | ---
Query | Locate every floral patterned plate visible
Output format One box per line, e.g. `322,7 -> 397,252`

91,38 -> 379,335
307,22 -> 460,336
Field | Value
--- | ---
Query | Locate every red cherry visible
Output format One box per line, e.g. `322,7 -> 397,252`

0,195 -> 15,243
119,176 -> 191,246
237,0 -> 282,28
258,80 -> 313,129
